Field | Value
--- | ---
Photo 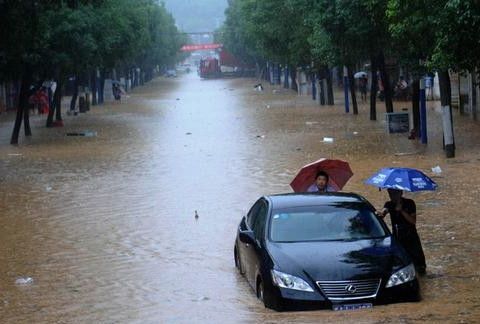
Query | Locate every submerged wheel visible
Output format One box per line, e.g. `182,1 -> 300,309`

257,279 -> 283,311
257,280 -> 265,302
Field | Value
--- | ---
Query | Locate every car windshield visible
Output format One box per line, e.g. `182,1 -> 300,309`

270,203 -> 387,242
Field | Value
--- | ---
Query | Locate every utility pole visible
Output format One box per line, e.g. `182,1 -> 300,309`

343,66 -> 349,113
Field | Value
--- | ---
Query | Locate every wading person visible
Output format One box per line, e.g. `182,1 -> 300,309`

307,171 -> 336,193
359,75 -> 368,102
377,189 -> 426,274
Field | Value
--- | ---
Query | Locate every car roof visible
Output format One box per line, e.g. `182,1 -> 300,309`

265,192 -> 367,210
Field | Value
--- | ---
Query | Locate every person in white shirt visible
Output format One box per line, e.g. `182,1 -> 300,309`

307,171 -> 336,193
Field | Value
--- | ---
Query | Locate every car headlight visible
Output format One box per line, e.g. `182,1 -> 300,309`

386,263 -> 416,288
271,270 -> 314,292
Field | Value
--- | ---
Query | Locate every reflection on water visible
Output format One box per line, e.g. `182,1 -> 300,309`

0,74 -> 479,323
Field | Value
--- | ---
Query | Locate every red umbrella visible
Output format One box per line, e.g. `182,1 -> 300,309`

290,158 -> 353,192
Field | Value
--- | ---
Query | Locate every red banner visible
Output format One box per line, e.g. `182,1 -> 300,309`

180,44 -> 223,52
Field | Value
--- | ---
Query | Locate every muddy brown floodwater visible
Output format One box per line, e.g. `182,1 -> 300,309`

0,73 -> 479,323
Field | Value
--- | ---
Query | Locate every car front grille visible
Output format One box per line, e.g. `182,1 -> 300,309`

316,279 -> 381,301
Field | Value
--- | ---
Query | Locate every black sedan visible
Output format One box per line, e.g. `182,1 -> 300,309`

234,193 -> 420,311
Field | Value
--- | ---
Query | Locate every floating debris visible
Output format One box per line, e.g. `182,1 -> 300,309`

253,84 -> 263,91
15,277 -> 33,285
431,166 -> 442,175
66,131 -> 97,137
322,137 -> 334,143
305,121 -> 318,126
394,151 -> 420,156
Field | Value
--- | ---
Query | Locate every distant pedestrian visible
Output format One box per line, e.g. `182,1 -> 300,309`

359,75 -> 368,102
394,76 -> 409,100
42,80 -> 57,110
307,171 -> 336,193
377,72 -> 385,101
377,189 -> 426,274
29,86 -> 49,114
112,83 -> 121,101
425,73 -> 434,100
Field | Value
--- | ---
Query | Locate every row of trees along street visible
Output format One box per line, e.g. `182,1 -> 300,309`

220,0 -> 480,158
0,0 -> 188,144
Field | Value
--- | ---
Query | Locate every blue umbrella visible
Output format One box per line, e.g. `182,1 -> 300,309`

365,167 -> 437,192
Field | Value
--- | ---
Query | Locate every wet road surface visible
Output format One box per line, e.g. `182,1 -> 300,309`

0,73 -> 479,323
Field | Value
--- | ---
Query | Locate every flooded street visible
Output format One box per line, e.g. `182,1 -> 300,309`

0,73 -> 479,323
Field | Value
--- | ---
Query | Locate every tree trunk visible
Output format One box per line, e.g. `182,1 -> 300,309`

348,66 -> 358,115
46,90 -> 55,128
470,71 -> 477,121
55,78 -> 63,121
284,66 -> 289,88
326,67 -> 334,105
378,52 -> 393,113
411,79 -> 420,138
320,78 -> 326,105
23,100 -> 32,136
11,70 -> 32,144
438,70 -> 455,158
99,70 -> 105,104
124,69 -> 129,92
290,68 -> 298,92
70,75 -> 79,111
370,57 -> 378,120
91,70 -> 97,106
265,63 -> 270,83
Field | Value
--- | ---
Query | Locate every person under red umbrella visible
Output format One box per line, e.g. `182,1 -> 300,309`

29,87 -> 49,114
290,158 -> 353,193
306,170 -> 336,193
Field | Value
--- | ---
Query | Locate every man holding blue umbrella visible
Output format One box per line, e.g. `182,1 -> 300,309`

366,167 -> 437,275
378,189 -> 426,274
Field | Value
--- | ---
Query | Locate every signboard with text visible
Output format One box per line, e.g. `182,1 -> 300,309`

385,112 -> 409,133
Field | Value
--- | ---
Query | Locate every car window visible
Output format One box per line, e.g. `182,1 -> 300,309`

251,201 -> 268,241
270,203 -> 386,242
246,200 -> 263,229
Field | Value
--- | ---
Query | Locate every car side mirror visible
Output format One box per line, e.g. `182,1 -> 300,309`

239,216 -> 248,230
239,229 -> 255,245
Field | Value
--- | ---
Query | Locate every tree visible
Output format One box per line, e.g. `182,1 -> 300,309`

388,0 -> 438,136
221,0 -> 313,89
1,0 -> 186,144
388,0 -> 480,157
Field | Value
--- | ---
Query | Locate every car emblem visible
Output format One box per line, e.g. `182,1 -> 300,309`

345,284 -> 357,294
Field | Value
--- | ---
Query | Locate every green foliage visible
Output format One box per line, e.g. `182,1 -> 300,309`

0,0 -> 187,81
220,0 -> 312,66
221,0 -> 480,75
430,0 -> 480,72
309,0 -> 391,67
388,0 -> 480,74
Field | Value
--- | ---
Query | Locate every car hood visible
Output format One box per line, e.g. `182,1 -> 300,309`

267,237 -> 409,281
